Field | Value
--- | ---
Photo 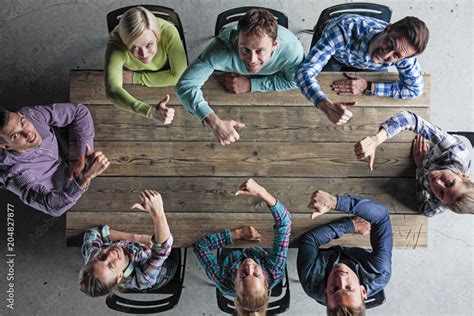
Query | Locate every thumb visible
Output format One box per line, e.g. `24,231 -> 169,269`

310,211 -> 321,220
343,72 -> 357,79
232,120 -> 246,128
131,203 -> 145,211
369,154 -> 375,171
85,143 -> 91,156
235,190 -> 248,196
159,94 -> 170,109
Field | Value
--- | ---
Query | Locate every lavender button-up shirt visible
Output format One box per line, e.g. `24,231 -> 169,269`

0,103 -> 95,216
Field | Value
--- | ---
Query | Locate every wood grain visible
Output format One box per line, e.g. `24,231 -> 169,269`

71,141 -> 415,177
77,104 -> 428,142
70,177 -> 417,214
66,212 -> 427,249
70,70 -> 430,107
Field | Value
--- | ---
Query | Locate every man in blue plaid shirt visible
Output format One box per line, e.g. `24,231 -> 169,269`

296,14 -> 429,125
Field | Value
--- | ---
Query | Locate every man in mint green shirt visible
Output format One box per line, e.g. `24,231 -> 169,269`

175,9 -> 304,145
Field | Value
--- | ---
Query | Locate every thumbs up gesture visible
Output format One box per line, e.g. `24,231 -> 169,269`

148,94 -> 175,125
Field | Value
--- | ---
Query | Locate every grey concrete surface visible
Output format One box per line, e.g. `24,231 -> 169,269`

0,1 -> 473,315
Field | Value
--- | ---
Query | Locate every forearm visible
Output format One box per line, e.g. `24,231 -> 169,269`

109,229 -> 138,242
250,72 -> 297,92
151,213 -> 171,244
174,58 -> 214,121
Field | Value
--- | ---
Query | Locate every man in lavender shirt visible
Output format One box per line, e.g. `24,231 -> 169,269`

0,103 -> 109,216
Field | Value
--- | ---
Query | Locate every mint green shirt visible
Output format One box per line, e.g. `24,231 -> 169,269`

105,18 -> 187,117
175,25 -> 305,121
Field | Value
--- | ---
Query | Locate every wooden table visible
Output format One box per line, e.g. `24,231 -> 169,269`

66,70 -> 430,249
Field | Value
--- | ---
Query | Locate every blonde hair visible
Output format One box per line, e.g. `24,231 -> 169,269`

449,180 -> 474,214
78,260 -> 119,297
234,285 -> 269,316
118,6 -> 161,48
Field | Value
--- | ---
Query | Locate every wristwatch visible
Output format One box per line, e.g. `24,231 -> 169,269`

365,81 -> 373,96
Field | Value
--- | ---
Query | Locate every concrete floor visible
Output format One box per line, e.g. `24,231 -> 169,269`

1,0 -> 473,315
0,189 -> 472,315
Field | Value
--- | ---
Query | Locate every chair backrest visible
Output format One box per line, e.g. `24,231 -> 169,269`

214,6 -> 288,37
310,2 -> 392,47
105,248 -> 187,314
106,5 -> 188,62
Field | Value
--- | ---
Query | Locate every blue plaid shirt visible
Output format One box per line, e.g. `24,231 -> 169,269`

193,200 -> 291,297
296,14 -> 424,106
380,111 -> 472,216
82,225 -> 174,290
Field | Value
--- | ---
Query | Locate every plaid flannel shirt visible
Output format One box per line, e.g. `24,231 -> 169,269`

296,14 -> 424,106
193,200 -> 291,297
380,111 -> 472,216
81,225 -> 174,290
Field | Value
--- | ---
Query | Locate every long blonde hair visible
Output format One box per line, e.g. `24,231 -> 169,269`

118,6 -> 161,48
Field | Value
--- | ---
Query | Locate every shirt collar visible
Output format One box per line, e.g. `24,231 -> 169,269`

122,257 -> 134,278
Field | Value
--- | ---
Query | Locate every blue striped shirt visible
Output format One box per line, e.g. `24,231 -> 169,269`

380,111 -> 472,216
296,14 -> 424,106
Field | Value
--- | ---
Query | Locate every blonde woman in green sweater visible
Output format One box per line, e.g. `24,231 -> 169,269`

105,6 -> 187,124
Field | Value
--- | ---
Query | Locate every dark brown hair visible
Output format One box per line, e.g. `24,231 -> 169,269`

327,301 -> 366,316
390,16 -> 429,55
237,9 -> 278,41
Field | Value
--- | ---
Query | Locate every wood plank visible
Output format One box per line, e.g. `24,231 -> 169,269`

70,70 -> 430,107
66,212 -> 427,249
71,141 -> 415,177
70,177 -> 417,214
79,104 -> 428,142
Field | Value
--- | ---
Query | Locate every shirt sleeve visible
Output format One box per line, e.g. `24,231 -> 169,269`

134,234 -> 174,289
379,111 -> 457,150
174,39 -> 223,122
132,25 -> 187,87
335,195 -> 393,271
295,23 -> 348,106
373,57 -> 424,99
104,45 -> 151,117
5,172 -> 86,216
193,229 -> 232,288
26,103 -> 94,155
267,200 -> 292,280
297,216 -> 354,288
81,225 -> 112,263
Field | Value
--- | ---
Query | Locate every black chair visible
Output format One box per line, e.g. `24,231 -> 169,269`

309,3 -> 392,72
105,248 -> 187,314
106,5 -> 188,62
449,132 -> 474,146
215,6 -> 288,36
215,249 -> 290,315
310,2 -> 392,48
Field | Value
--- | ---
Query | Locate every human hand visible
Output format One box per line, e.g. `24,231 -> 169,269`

204,113 -> 245,145
231,226 -> 262,241
318,99 -> 356,125
131,190 -> 165,218
123,69 -> 134,84
331,72 -> 368,96
354,136 -> 378,171
352,216 -> 371,236
307,190 -> 337,219
82,144 -> 110,181
69,154 -> 85,181
223,74 -> 251,94
148,94 -> 175,125
413,135 -> 430,167
235,178 -> 276,206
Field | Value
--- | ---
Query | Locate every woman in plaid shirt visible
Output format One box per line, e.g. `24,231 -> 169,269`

193,179 -> 292,315
79,190 -> 176,297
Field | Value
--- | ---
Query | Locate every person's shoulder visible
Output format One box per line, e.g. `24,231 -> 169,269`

157,17 -> 181,38
199,27 -> 235,64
